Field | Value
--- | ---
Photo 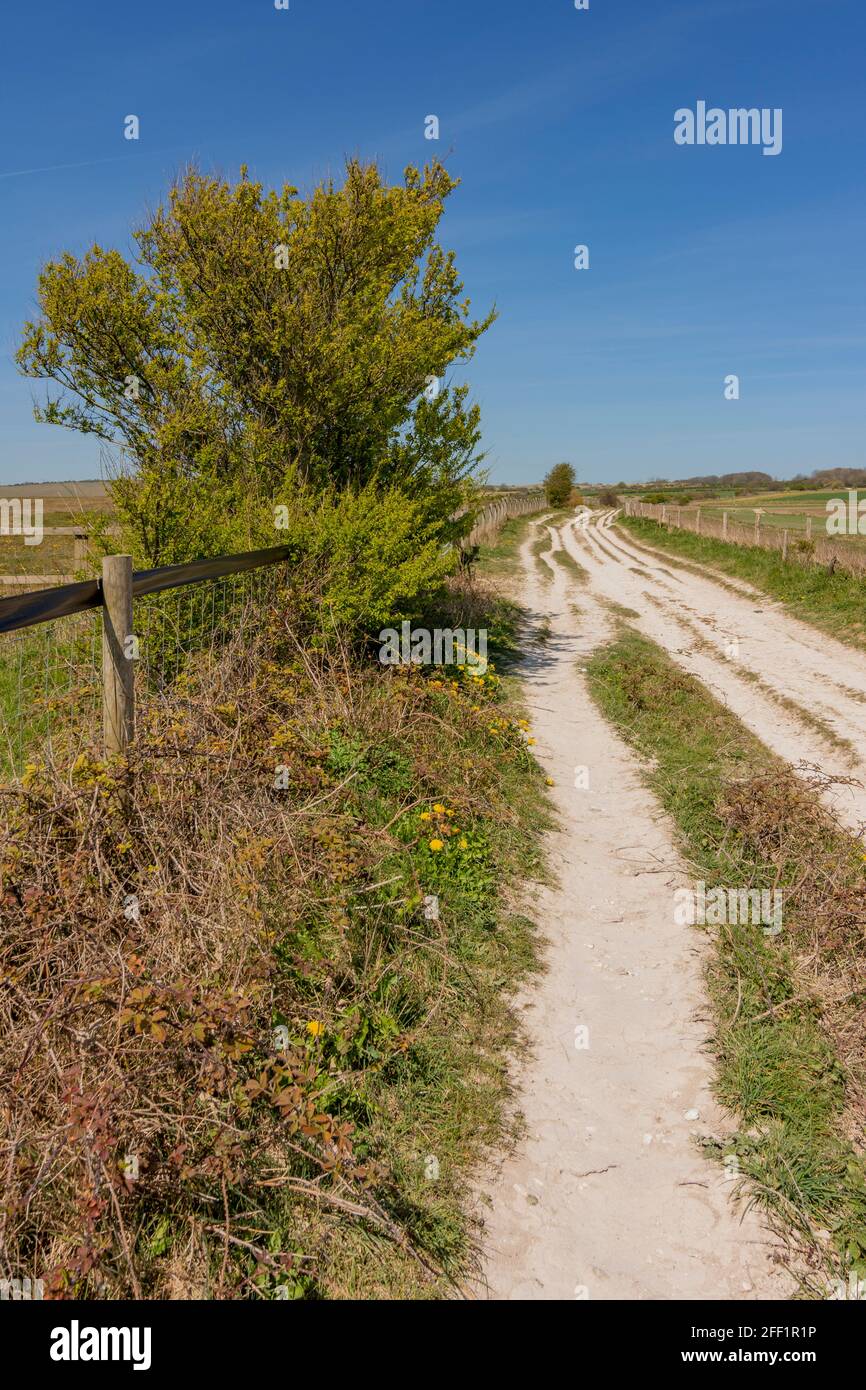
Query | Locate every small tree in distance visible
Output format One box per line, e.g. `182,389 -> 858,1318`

543,462 -> 576,507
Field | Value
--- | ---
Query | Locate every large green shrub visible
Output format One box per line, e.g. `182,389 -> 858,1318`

17,160 -> 494,623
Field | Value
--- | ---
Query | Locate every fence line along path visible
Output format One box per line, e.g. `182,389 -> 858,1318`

622,498 -> 866,579
0,545 -> 294,772
464,490 -> 546,548
1,493 -> 544,773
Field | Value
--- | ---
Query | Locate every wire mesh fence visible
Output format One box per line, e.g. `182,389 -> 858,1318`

0,557 -> 289,781
0,609 -> 101,779
134,563 -> 283,692
623,500 -> 866,578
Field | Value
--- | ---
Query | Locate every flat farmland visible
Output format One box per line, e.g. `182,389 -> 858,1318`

0,479 -> 115,583
686,487 -> 866,541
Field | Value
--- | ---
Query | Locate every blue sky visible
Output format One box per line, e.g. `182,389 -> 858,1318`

0,0 -> 863,486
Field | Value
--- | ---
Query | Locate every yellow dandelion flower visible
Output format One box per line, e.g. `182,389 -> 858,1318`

429,838 -> 445,852
433,803 -> 446,814
306,1020 -> 323,1036
459,837 -> 468,850
419,811 -> 432,821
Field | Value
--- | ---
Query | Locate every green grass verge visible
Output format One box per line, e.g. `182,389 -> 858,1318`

475,513 -> 544,580
620,515 -> 866,650
269,658 -> 552,1296
585,628 -> 866,1291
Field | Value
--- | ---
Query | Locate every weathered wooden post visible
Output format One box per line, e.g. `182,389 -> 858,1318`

754,508 -> 764,545
695,509 -> 701,535
722,512 -> 728,539
782,529 -> 789,563
102,555 -> 135,756
805,516 -> 812,540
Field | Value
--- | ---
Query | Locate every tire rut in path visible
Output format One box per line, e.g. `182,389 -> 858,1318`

561,513 -> 866,834
477,522 -> 791,1301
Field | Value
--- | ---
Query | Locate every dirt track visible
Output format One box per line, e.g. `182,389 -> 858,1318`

477,516 -> 795,1301
563,510 -> 866,836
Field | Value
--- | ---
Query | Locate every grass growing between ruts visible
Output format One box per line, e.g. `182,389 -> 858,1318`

552,547 -> 589,584
619,515 -> 866,651
585,628 -> 866,1293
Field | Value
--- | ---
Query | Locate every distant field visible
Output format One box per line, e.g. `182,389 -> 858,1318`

702,487 -> 865,509
692,487 -> 866,539
0,478 -> 111,504
0,480 -> 115,585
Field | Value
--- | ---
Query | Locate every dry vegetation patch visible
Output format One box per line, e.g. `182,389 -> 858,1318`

0,588 -> 547,1299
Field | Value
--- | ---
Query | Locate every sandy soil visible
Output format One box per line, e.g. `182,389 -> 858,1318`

559,510 -> 866,835
476,515 -> 797,1301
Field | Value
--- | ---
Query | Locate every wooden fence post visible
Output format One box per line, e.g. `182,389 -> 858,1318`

805,516 -> 812,540
782,529 -> 789,563
754,510 -> 762,545
722,512 -> 728,539
695,509 -> 701,535
102,554 -> 135,757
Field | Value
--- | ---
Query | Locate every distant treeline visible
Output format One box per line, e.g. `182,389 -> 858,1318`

581,469 -> 866,494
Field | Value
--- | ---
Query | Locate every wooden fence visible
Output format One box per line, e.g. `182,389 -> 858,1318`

622,499 -> 866,579
0,490 -> 545,769
0,545 -> 292,762
464,490 -> 546,547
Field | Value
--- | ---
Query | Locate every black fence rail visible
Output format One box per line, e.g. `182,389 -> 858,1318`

0,544 -> 293,636
0,493 -> 546,778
